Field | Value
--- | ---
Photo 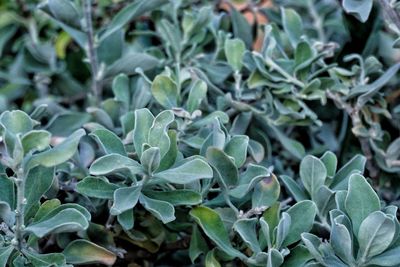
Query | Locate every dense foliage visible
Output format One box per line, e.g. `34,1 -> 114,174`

0,0 -> 399,266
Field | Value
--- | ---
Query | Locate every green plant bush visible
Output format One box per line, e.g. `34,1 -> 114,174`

0,0 -> 399,266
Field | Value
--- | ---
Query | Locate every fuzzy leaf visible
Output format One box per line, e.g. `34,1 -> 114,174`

280,175 -> 308,202
331,219 -> 354,265
139,194 -> 175,223
63,240 -> 116,265
151,75 -> 178,109
118,209 -> 134,230
24,166 -> 55,220
76,177 -> 119,199
225,38 -> 245,71
300,155 -> 327,199
29,129 -> 85,168
345,174 -> 380,235
342,0 -> 373,23
0,175 -> 15,210
112,73 -> 130,108
0,246 -> 13,267
358,211 -> 396,260
230,7 -> 252,48
331,154 -> 366,190
233,218 -> 260,253
141,147 -> 161,174
133,108 -> 154,157
89,153 -> 142,176
25,208 -> 89,238
281,8 -> 303,47
110,185 -> 142,215
47,0 -> 81,28
224,135 -> 249,168
230,164 -> 271,199
154,158 -> 213,184
23,250 -> 66,267
187,79 -> 207,113
148,110 -> 174,158
101,0 -> 167,41
105,53 -> 159,78
252,174 -> 280,209
368,246 -> 400,266
281,245 -> 313,267
0,110 -> 34,135
189,225 -> 209,263
276,213 -> 291,248
283,200 -> 317,246
206,147 -> 238,187
89,128 -> 126,156
21,130 -> 51,154
190,206 -> 244,258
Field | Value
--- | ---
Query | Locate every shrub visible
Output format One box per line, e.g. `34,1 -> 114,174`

0,0 -> 399,266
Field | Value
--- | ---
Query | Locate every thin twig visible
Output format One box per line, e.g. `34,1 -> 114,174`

239,206 -> 269,219
13,167 -> 26,251
280,197 -> 293,208
265,57 -> 305,87
105,200 -> 115,229
326,91 -> 380,179
307,0 -> 326,42
234,70 -> 242,99
84,0 -> 102,104
223,192 -> 240,216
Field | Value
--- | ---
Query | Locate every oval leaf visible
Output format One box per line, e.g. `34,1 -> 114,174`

358,211 -> 396,260
345,173 -> 380,235
25,208 -> 89,238
151,75 -> 178,108
29,129 -> 85,168
63,240 -> 116,265
110,185 -> 142,215
154,158 -> 213,184
190,206 -> 244,258
89,153 -> 142,176
283,200 -> 317,246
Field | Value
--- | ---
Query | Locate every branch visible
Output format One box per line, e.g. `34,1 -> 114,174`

327,91 -> 380,179
378,0 -> 400,32
12,167 -> 26,251
239,206 -> 270,219
307,0 -> 326,42
84,0 -> 102,104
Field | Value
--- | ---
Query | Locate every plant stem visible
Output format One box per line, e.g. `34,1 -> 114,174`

223,191 -> 239,216
378,0 -> 400,32
326,91 -> 379,180
105,200 -> 115,230
265,57 -> 305,87
307,0 -> 326,42
84,0 -> 101,104
239,206 -> 268,219
175,57 -> 181,93
14,167 -> 26,251
233,70 -> 242,99
140,174 -> 150,186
